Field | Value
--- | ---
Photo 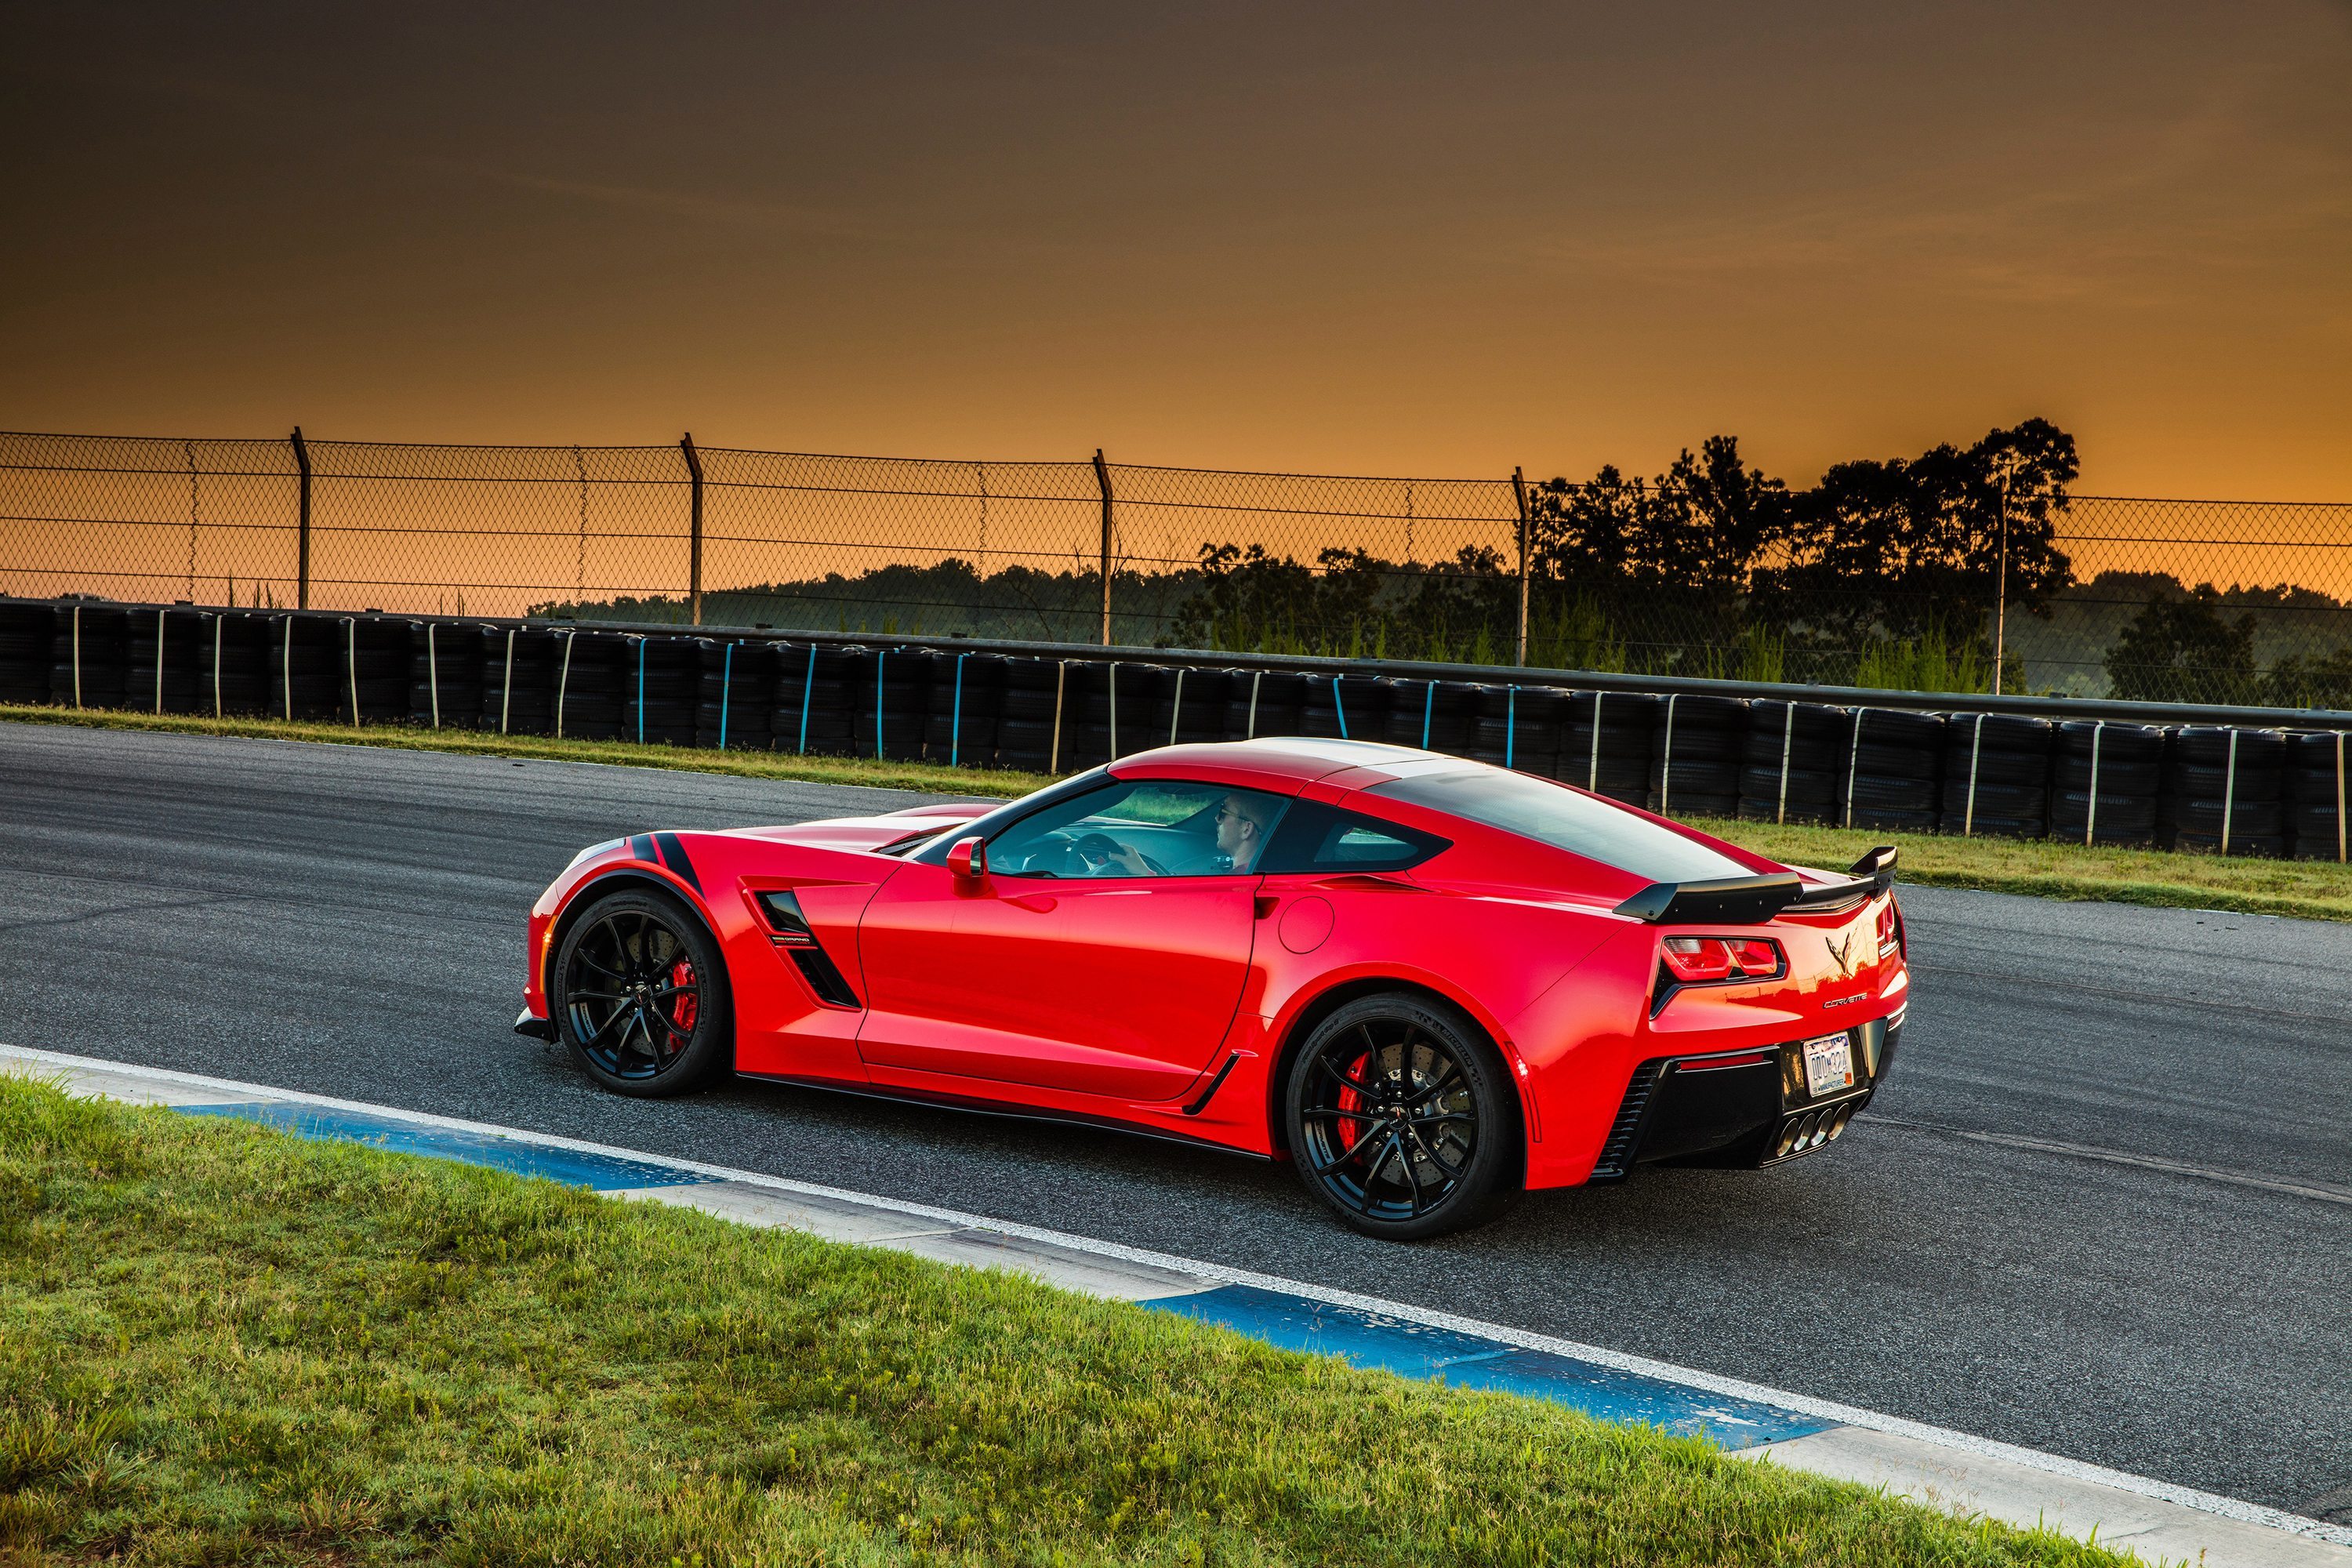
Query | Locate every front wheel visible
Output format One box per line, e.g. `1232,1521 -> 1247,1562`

1284,993 -> 1520,1240
553,887 -> 733,1097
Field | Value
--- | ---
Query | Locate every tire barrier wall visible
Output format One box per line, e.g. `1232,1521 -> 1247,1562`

8,602 -> 2350,862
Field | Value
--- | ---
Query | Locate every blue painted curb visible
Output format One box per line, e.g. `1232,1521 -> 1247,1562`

171,1099 -> 1833,1450
1147,1284 -> 1828,1448
179,1102 -> 726,1192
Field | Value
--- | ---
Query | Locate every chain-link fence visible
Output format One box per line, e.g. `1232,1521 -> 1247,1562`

4,429 -> 2347,703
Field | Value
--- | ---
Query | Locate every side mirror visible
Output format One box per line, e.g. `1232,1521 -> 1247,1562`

947,836 -> 988,880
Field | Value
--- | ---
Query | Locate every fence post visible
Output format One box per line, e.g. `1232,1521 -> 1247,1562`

681,433 -> 705,626
1092,448 -> 1114,647
1512,466 -> 1532,666
290,426 -> 312,610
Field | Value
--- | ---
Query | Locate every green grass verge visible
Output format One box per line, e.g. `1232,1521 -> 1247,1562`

0,1077 -> 2129,1567
9,700 -> 2348,921
1684,815 -> 2352,924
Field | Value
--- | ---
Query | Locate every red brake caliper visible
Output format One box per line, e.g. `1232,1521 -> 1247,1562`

1336,1051 -> 1370,1166
668,958 -> 699,1040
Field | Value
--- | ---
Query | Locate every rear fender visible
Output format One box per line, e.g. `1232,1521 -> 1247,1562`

1260,963 -> 1544,1176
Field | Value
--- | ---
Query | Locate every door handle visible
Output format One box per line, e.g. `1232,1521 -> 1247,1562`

1254,896 -> 1279,920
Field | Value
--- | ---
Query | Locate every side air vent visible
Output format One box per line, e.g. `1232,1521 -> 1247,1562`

788,945 -> 861,1009
755,889 -> 862,1007
1588,1059 -> 1667,1181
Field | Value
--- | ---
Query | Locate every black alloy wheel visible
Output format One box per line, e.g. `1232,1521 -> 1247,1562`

1285,993 -> 1519,1240
554,888 -> 732,1097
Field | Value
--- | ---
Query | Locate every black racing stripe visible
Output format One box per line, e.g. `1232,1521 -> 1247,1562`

629,833 -> 657,864
652,831 -> 702,893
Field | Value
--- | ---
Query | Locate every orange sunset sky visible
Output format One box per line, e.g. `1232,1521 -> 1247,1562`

5,2 -> 2348,497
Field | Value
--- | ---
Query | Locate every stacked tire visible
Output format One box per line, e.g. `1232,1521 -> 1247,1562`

1837,709 -> 1944,831
208,611 -> 274,716
551,631 -> 630,741
1737,700 -> 1847,825
1488,685 -> 1566,776
0,602 -> 56,705
1464,686 -> 1513,769
410,620 -> 487,728
478,626 -> 564,736
771,642 -> 862,757
2287,731 -> 2350,862
621,635 -> 700,746
347,618 -> 413,723
2048,722 -> 2163,848
1227,670 -> 1308,742
1648,695 -> 1746,819
1379,677 -> 1474,755
1044,660 -> 1111,768
923,651 -> 1001,766
1562,691 -> 1656,804
1939,714 -> 2054,837
693,638 -> 774,752
2160,727 -> 2285,857
1158,665 -> 1231,746
49,604 -> 130,710
125,606 -> 212,715
993,656 -> 1066,772
268,613 -> 343,721
1303,672 -> 1386,742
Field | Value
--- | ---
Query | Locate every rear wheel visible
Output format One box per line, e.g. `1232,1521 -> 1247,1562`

554,887 -> 732,1097
1284,993 -> 1519,1240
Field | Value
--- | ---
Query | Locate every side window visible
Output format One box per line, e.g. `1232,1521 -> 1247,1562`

983,779 -> 1291,879
1258,800 -> 1449,875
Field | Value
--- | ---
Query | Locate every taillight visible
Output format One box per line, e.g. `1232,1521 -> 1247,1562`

1876,898 -> 1901,960
1661,936 -> 1786,984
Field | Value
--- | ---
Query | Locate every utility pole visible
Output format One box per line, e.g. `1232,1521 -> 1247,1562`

1093,448 -> 1114,647
1512,466 -> 1532,666
290,426 -> 312,611
681,434 -> 705,626
1991,462 -> 2014,696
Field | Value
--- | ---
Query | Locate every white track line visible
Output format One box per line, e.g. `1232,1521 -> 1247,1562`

5,1042 -> 2344,1552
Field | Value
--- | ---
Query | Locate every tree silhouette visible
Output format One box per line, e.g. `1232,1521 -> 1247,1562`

2105,585 -> 2257,703
1755,419 -> 2077,646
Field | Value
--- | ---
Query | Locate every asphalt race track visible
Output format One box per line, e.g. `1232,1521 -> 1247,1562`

4,722 -> 2347,1519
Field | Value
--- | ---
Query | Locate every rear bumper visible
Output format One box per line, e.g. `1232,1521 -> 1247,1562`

1587,1011 -> 1903,1181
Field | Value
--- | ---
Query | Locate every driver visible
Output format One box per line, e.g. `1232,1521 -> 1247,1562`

1215,791 -> 1279,873
1076,833 -> 1155,877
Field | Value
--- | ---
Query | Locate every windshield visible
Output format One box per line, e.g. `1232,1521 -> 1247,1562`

1367,767 -> 1753,884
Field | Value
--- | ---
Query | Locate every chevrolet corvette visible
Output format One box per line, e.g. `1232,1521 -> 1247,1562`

517,738 -> 1910,1239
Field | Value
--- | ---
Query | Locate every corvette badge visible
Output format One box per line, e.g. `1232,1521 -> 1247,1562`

1827,930 -> 1858,978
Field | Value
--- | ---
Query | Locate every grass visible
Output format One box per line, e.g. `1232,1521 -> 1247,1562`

1686,813 -> 2352,924
7,701 -> 2348,923
0,1077 -> 2135,1568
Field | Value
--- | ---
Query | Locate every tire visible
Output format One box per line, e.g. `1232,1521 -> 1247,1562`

1284,993 -> 1520,1240
553,887 -> 734,1097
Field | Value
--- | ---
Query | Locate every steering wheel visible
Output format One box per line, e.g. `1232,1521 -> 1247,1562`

1073,832 -> 1167,877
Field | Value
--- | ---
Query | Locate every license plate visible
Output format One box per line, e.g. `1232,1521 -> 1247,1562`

1802,1033 -> 1855,1097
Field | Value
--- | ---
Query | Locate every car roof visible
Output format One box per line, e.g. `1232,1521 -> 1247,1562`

1107,738 -> 1783,887
1109,737 -> 1447,788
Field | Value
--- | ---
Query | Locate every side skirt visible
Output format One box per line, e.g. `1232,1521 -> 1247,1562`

734,1069 -> 1279,1162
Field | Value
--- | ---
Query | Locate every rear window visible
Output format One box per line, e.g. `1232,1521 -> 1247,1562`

1259,800 -> 1448,874
1367,767 -> 1751,884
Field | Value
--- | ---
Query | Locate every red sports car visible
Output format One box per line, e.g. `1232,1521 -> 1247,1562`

518,738 -> 1910,1238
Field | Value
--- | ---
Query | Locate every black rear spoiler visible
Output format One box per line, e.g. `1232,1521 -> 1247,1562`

1614,845 -> 1897,925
